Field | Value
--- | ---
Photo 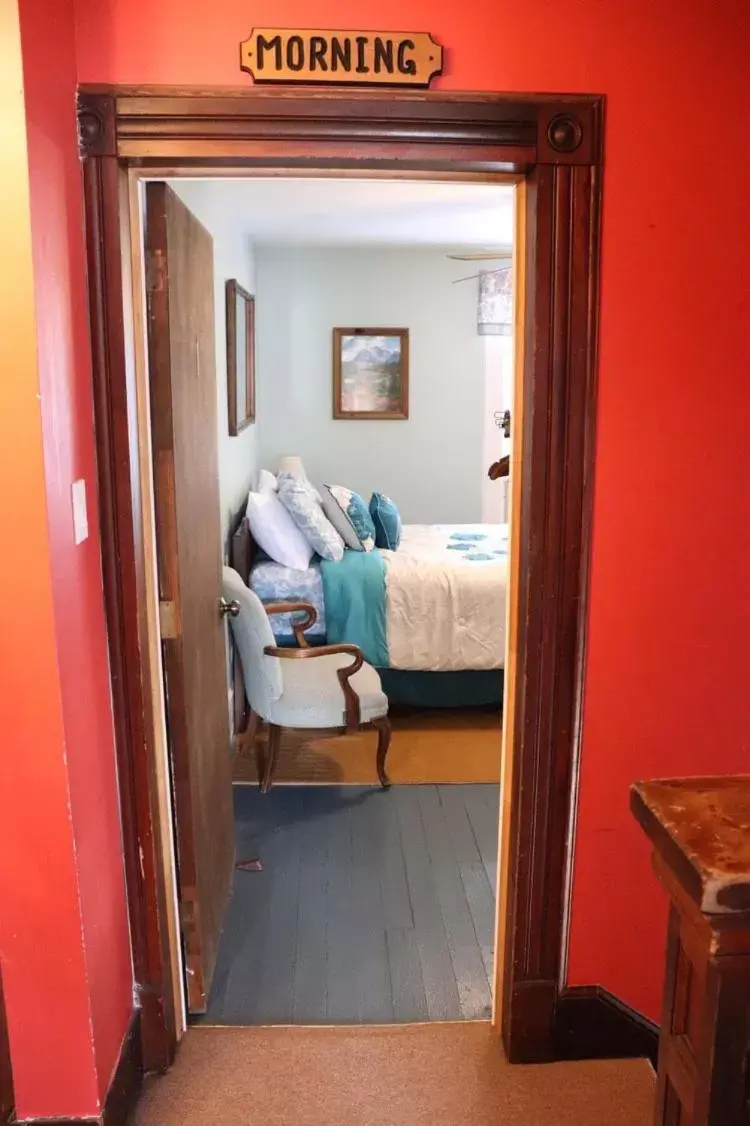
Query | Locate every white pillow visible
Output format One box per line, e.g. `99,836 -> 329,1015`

257,469 -> 277,494
245,487 -> 314,571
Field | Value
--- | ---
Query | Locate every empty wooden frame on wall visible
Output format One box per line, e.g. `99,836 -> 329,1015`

226,278 -> 256,435
78,85 -> 608,1074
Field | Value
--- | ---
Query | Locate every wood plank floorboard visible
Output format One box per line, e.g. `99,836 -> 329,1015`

196,783 -> 499,1026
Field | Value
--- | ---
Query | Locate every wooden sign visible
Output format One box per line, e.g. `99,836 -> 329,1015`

240,29 -> 443,88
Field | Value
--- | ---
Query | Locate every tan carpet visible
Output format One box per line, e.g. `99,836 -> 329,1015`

232,707 -> 502,786
133,1023 -> 654,1126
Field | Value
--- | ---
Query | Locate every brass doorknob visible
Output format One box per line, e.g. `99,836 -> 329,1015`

219,597 -> 241,618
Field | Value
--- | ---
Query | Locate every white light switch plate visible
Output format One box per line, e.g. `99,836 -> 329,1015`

72,478 -> 89,545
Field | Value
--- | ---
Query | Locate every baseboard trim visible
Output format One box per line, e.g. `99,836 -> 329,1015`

17,1010 -> 143,1126
1,969 -> 14,1126
503,978 -> 557,1063
102,1010 -> 143,1126
554,986 -> 659,1067
17,1118 -> 99,1124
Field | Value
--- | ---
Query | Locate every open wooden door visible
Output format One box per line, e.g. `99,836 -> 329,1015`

145,182 -> 235,1013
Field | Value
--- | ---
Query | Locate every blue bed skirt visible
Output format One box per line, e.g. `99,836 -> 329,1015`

378,669 -> 504,709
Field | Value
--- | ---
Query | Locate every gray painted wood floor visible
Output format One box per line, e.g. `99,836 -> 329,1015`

200,784 -> 499,1026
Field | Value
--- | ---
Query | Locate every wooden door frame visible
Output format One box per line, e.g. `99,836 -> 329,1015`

79,85 -> 603,1071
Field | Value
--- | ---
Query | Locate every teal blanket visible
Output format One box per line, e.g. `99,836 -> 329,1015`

319,549 -> 388,667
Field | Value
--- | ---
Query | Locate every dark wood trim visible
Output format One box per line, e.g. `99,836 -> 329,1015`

501,157 -> 602,1062
78,84 -> 604,1071
20,1012 -> 143,1126
101,1011 -> 143,1126
77,85 -> 600,168
555,986 -> 660,1068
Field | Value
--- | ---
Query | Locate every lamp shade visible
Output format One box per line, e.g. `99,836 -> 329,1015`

277,456 -> 306,478
477,267 -> 513,336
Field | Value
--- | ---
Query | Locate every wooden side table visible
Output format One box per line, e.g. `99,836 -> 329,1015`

631,777 -> 750,1126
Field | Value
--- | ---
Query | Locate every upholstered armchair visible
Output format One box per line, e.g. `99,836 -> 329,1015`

222,566 -> 391,793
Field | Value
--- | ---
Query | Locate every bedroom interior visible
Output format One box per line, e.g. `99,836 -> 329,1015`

145,175 -> 515,1027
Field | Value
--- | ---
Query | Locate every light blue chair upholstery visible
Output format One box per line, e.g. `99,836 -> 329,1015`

222,565 -> 283,717
223,565 -> 390,791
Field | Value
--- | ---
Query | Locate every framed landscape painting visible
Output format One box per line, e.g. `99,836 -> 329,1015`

333,328 -> 409,420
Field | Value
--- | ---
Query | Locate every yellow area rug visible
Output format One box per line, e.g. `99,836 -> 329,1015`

232,707 -> 502,786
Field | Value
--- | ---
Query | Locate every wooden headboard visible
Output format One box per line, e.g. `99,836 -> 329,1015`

228,510 -> 257,738
230,514 -> 255,585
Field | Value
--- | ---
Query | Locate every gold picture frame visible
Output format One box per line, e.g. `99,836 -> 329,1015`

333,327 -> 409,420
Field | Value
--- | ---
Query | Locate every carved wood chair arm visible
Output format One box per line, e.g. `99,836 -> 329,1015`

263,643 -> 364,728
488,454 -> 510,480
263,601 -> 318,647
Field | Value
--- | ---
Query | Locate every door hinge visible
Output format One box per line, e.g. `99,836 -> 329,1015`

495,409 -> 511,439
159,600 -> 179,640
145,248 -> 166,293
179,900 -> 195,932
179,888 -> 199,935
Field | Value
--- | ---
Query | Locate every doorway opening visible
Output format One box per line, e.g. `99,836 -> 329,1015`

139,173 -> 517,1027
80,84 -> 602,1070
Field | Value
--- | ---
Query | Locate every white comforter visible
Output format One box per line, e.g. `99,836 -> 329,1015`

382,523 -> 509,671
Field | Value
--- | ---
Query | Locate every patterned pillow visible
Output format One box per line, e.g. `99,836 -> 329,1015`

321,485 -> 376,552
369,492 -> 402,551
276,473 -> 345,561
276,457 -> 322,502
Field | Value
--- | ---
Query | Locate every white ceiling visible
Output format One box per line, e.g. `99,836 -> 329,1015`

172,177 -> 514,250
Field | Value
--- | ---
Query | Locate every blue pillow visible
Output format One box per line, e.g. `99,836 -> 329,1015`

369,492 -> 402,551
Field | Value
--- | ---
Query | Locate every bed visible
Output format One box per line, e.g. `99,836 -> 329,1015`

230,516 -> 507,708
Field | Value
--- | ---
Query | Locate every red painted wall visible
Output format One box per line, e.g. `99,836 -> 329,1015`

73,0 -> 750,1021
0,0 -> 100,1115
6,0 -> 135,1115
